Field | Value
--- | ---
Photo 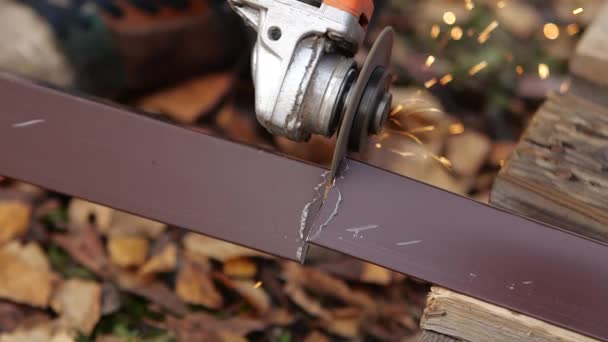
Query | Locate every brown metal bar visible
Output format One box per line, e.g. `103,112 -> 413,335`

0,73 -> 324,261
1,73 -> 607,340
308,160 -> 608,340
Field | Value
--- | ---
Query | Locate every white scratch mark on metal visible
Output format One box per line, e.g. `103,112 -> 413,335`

346,224 -> 378,238
299,171 -> 329,239
507,283 -> 516,290
319,184 -> 342,231
469,273 -> 477,278
522,281 -> 533,285
12,119 -> 45,128
396,240 -> 422,246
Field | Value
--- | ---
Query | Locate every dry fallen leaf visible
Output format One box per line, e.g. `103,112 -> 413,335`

183,233 -> 270,262
446,131 -> 491,177
0,200 -> 31,245
319,258 -> 392,285
68,199 -> 113,231
215,273 -> 271,314
108,236 -> 149,268
0,242 -> 57,307
0,300 -> 49,333
0,321 -> 75,342
283,282 -> 331,321
166,312 -> 267,336
138,243 -> 177,276
304,330 -> 331,342
175,256 -> 223,309
137,72 -> 235,124
322,308 -> 361,339
223,257 -> 257,279
106,211 -> 166,238
117,271 -> 188,316
68,199 -> 165,237
50,279 -> 101,335
51,226 -> 112,278
283,262 -> 374,309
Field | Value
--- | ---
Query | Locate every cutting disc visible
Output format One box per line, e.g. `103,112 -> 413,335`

326,27 -> 394,191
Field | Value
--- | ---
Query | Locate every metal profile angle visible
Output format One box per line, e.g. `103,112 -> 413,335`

0,73 -> 607,340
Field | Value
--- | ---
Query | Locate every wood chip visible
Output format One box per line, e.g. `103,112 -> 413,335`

138,243 -> 177,276
0,242 -> 57,307
175,257 -> 223,309
183,233 -> 270,262
223,257 -> 257,279
445,131 -> 491,177
50,279 -> 101,335
0,200 -> 31,245
107,236 -> 149,268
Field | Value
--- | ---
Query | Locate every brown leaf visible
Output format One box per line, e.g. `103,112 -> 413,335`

274,135 -> 335,165
283,282 -> 331,321
360,263 -> 393,286
50,226 -> 112,278
0,301 -> 49,333
222,257 -> 257,279
166,312 -> 267,336
264,308 -> 295,326
105,211 -> 166,238
138,243 -> 177,276
322,308 -> 361,338
0,242 -> 57,307
445,131 -> 491,177
182,233 -> 270,262
0,200 -> 31,246
50,279 -> 101,335
137,73 -> 235,124
175,257 -> 223,309
319,258 -> 392,285
216,104 -> 268,146
100,282 -> 121,316
107,236 -> 149,268
68,199 -> 113,232
489,141 -> 516,167
304,331 -> 331,342
68,199 -> 165,238
283,262 -> 374,309
117,271 -> 188,316
214,273 -> 271,315
0,321 -> 76,342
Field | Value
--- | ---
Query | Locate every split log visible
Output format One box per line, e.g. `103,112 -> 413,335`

420,7 -> 608,342
570,3 -> 608,88
420,287 -> 596,342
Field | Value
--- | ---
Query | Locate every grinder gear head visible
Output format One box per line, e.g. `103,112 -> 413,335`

228,0 -> 393,152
